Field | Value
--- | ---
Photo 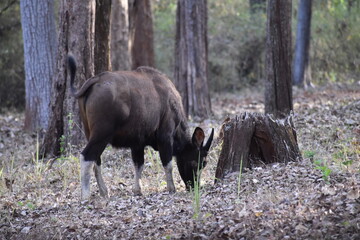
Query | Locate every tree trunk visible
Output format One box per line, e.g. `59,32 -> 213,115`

110,0 -> 131,71
95,0 -> 112,74
20,0 -> 57,131
293,0 -> 312,87
265,0 -> 293,119
41,0 -> 95,156
174,0 -> 211,119
215,113 -> 301,181
128,0 -> 154,69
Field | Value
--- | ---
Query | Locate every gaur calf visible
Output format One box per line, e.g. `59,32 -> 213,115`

67,56 -> 214,200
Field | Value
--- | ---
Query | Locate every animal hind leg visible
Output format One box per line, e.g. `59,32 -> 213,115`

131,147 -> 145,196
81,138 -> 109,200
80,154 -> 94,200
94,157 -> 109,198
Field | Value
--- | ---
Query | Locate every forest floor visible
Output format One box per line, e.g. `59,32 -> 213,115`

0,83 -> 359,240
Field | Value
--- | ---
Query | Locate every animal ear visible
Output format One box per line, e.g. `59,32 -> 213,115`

203,128 -> 214,151
192,127 -> 205,148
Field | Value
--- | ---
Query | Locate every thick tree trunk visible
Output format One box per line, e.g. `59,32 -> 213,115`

41,0 -> 95,156
174,0 -> 211,119
110,0 -> 131,71
20,0 -> 57,131
128,0 -> 154,69
293,0 -> 312,87
265,0 -> 293,119
215,113 -> 301,181
95,0 -> 112,74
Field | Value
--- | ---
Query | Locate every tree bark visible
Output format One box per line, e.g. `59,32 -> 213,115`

293,0 -> 312,87
265,0 -> 293,119
41,0 -> 95,156
20,0 -> 57,131
128,0 -> 154,69
95,0 -> 112,74
215,113 -> 301,181
110,0 -> 131,71
174,0 -> 211,119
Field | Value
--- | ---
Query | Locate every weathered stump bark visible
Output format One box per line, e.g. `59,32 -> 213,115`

215,112 -> 301,181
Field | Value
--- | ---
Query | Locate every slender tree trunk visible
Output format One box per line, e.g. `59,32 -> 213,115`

128,0 -> 154,69
293,0 -> 312,87
174,0 -> 211,119
111,0 -> 131,71
265,0 -> 293,118
95,0 -> 112,74
42,0 -> 95,156
20,0 -> 57,131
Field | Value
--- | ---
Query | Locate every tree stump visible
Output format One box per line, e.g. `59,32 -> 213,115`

215,112 -> 302,181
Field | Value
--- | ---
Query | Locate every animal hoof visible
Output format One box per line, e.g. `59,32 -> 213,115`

168,188 -> 176,194
133,191 -> 143,196
99,188 -> 109,198
81,191 -> 91,201
132,188 -> 142,196
100,192 -> 109,198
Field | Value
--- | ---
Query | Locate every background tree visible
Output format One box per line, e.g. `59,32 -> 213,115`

0,0 -> 25,111
293,0 -> 312,87
42,0 -> 96,156
174,0 -> 211,119
20,0 -> 57,131
95,0 -> 112,74
128,0 -> 154,69
264,0 -> 293,118
111,0 -> 131,71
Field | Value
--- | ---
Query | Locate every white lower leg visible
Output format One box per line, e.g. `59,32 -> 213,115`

164,162 -> 176,193
94,164 -> 109,198
133,164 -> 143,196
80,154 -> 94,200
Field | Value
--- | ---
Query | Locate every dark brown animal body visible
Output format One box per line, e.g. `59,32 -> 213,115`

67,56 -> 214,199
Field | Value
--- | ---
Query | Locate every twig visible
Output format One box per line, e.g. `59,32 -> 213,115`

0,0 -> 17,16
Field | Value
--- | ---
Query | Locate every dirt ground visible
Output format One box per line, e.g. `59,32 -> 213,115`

0,84 -> 359,239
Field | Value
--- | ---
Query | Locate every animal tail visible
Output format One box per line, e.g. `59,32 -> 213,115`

67,55 -> 77,96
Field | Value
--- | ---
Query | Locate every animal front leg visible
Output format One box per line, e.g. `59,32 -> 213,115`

80,154 -> 94,200
159,142 -> 176,193
133,164 -> 144,196
94,159 -> 109,198
164,162 -> 176,193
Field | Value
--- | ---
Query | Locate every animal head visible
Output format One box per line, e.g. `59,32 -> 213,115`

177,127 -> 214,190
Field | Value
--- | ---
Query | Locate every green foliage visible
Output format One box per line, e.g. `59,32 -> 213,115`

1,1 -> 358,111
310,0 -> 360,84
207,1 -> 266,91
0,0 -> 24,111
31,135 -> 49,181
17,200 -> 36,211
152,0 -> 177,77
303,150 -> 316,160
153,0 -> 359,92
314,159 -> 332,183
191,153 -> 202,219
